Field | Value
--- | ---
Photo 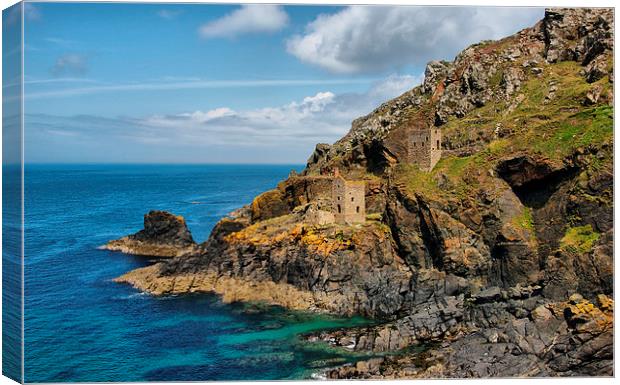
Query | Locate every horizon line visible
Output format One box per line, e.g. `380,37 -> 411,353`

9,162 -> 307,166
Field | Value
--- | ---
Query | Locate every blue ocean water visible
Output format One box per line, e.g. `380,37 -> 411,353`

3,165 -> 23,382
22,164 -> 371,382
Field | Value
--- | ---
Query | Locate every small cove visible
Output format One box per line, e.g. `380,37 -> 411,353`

23,164 -> 374,382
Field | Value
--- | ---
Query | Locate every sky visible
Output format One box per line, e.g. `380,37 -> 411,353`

16,2 -> 544,164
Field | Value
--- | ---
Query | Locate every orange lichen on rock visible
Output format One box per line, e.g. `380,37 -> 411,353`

225,215 -> 356,258
553,293 -> 614,332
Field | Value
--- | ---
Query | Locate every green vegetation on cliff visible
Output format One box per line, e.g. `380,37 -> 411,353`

395,58 -> 613,202
560,225 -> 601,254
513,206 -> 534,232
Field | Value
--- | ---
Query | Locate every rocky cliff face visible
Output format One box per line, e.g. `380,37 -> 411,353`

109,8 -> 614,378
302,7 -> 613,176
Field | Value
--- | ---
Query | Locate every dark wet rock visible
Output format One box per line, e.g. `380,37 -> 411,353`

305,294 -> 466,353
324,294 -> 613,378
474,287 -> 502,303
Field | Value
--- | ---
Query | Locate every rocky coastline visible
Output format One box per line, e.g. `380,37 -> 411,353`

107,8 -> 614,378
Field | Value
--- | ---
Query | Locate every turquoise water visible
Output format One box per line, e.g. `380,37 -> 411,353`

21,164 -> 371,382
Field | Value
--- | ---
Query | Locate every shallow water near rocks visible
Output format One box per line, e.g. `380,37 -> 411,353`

23,164 -> 372,382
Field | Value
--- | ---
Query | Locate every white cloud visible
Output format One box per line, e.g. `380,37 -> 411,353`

199,5 -> 288,39
140,92 -> 337,144
295,92 -> 336,113
146,107 -> 237,127
286,6 -> 543,73
181,108 -> 236,122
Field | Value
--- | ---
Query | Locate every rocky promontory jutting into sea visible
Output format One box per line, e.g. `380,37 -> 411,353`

104,8 -> 614,378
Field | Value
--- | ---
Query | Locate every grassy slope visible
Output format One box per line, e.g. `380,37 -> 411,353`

395,60 -> 613,204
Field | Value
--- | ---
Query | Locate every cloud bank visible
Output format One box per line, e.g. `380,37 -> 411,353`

26,74 -> 420,163
286,6 -> 543,73
135,74 -> 419,147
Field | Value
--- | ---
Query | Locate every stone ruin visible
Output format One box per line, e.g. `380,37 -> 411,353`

332,168 -> 366,225
404,126 -> 442,172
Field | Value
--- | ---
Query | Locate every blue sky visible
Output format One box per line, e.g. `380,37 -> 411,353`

19,2 -> 544,164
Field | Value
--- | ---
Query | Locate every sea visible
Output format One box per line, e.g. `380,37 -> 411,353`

9,164 -> 372,382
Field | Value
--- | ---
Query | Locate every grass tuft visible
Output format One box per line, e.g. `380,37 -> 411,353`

560,225 -> 601,254
513,207 -> 534,232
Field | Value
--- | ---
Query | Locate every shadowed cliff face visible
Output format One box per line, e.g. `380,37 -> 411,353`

110,8 -> 614,378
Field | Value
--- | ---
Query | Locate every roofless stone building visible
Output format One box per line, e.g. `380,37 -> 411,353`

332,168 -> 365,225
405,126 -> 442,172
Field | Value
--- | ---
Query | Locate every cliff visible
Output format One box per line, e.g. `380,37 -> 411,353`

108,8 -> 614,378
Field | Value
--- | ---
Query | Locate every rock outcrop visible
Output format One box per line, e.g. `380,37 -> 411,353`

103,210 -> 196,257
108,8 -> 614,379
